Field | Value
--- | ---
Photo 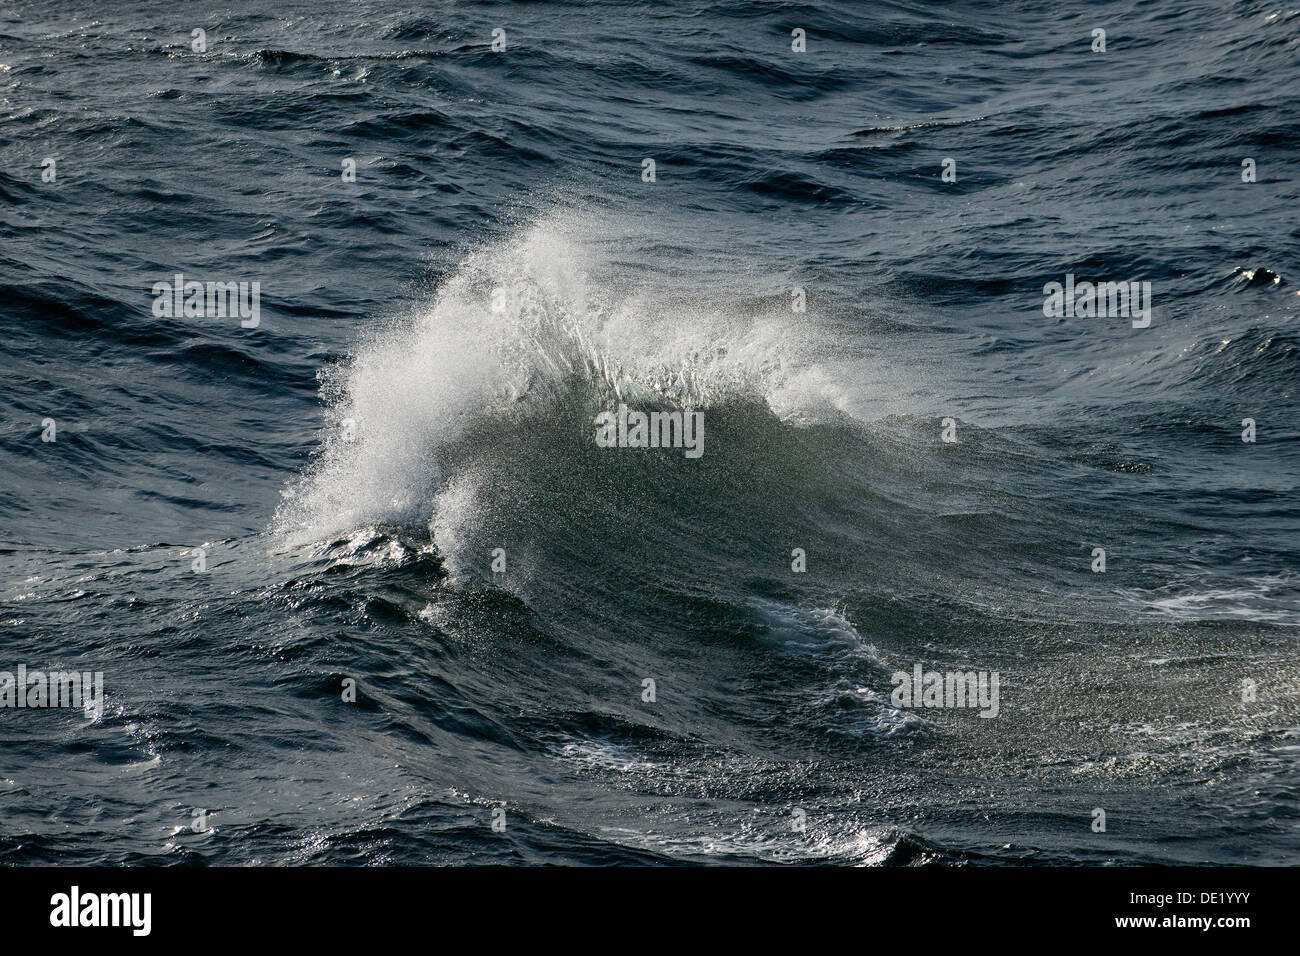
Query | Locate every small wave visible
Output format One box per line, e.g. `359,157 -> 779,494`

752,600 -> 928,738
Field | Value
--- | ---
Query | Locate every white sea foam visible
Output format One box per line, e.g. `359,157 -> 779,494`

273,209 -> 906,547
1134,574 -> 1300,626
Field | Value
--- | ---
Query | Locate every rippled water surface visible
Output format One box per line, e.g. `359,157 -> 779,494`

1,0 -> 1297,864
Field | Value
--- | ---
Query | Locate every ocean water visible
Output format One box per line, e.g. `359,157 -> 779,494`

1,0 -> 1297,865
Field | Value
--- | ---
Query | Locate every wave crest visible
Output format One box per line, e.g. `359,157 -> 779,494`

273,211 -> 850,545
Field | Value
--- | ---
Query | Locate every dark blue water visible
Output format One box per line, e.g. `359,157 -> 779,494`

1,0 -> 1297,865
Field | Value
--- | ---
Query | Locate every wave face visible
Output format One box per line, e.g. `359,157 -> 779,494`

3,0 -> 1300,865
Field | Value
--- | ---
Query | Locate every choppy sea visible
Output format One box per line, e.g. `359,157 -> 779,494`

1,0 -> 1297,864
